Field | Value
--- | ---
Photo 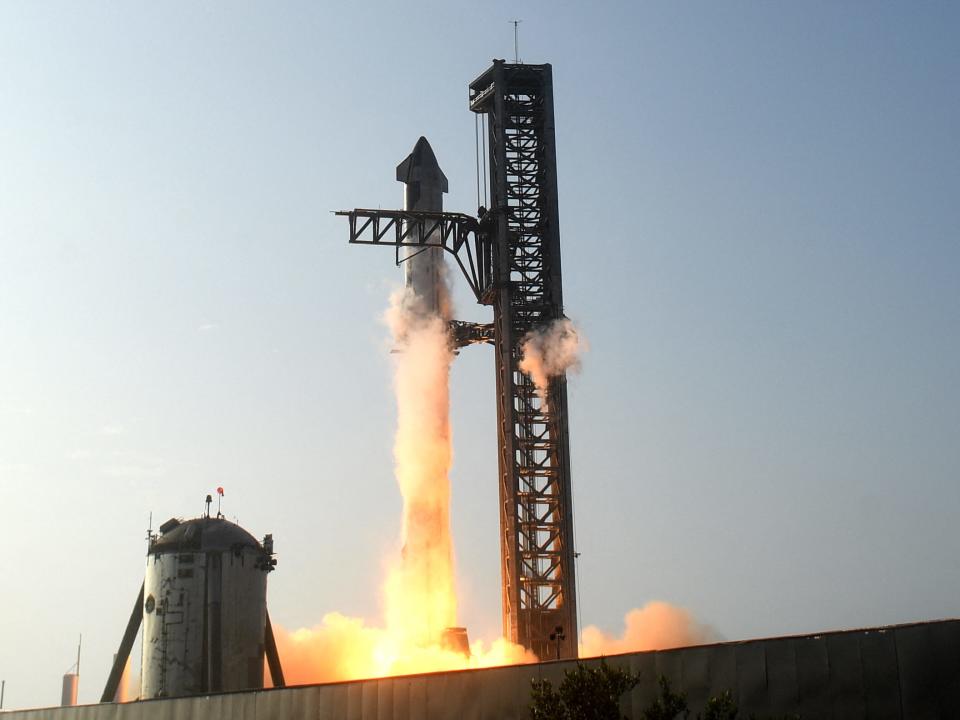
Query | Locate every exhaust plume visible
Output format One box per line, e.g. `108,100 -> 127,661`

383,285 -> 457,646
518,318 -> 584,408
580,602 -> 718,657
271,282 -> 534,684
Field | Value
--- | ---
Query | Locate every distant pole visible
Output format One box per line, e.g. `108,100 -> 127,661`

1,679 -> 6,709
510,19 -> 522,63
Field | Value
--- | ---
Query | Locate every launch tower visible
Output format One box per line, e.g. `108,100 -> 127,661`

469,61 -> 577,660
340,60 -> 577,660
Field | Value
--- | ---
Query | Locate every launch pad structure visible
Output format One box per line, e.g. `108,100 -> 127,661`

339,60 -> 578,660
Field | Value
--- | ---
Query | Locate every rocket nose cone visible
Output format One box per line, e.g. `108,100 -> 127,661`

410,136 -> 439,170
396,136 -> 449,192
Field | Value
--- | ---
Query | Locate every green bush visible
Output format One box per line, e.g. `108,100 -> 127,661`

530,660 -> 641,720
701,690 -> 737,720
641,676 -> 688,720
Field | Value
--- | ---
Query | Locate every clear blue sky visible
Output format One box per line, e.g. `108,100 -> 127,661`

1,0 -> 958,709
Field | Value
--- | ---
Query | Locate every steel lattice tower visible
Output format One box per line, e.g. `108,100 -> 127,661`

339,59 -> 577,661
469,61 -> 577,660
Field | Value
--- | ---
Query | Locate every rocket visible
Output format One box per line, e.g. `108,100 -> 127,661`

396,136 -> 450,320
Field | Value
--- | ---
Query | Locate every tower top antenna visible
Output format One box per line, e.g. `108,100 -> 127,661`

509,19 -> 522,63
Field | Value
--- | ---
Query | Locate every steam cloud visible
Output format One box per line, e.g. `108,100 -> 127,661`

518,318 -> 584,408
580,601 -> 718,657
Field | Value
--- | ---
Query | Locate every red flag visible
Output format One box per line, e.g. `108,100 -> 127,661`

216,486 -> 224,496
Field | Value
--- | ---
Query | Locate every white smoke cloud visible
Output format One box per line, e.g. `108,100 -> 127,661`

518,318 -> 585,409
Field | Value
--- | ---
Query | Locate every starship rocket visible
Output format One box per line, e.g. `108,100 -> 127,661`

396,136 -> 450,320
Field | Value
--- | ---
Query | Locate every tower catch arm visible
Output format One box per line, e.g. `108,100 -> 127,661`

336,208 -> 495,304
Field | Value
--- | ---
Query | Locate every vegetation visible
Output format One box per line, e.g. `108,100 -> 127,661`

701,690 -> 738,720
529,663 -> 801,720
530,660 -> 641,720
640,676 -> 688,720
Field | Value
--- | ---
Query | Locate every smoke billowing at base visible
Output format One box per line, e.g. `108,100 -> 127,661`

273,599 -> 716,686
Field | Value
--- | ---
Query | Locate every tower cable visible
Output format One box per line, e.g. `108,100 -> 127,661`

475,113 -> 482,210
481,114 -> 488,207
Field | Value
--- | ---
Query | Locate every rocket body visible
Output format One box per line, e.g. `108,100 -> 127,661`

396,137 -> 450,320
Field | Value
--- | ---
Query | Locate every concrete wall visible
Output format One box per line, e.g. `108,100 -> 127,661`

7,620 -> 958,720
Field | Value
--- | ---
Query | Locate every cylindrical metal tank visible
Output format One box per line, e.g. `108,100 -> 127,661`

140,516 -> 275,698
60,674 -> 78,706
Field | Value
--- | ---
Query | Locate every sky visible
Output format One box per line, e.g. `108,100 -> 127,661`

1,0 -> 958,710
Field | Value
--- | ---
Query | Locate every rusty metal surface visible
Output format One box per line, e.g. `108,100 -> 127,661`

6,620 -> 958,720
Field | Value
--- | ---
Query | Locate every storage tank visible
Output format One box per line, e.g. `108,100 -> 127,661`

140,516 -> 276,698
60,674 -> 78,706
